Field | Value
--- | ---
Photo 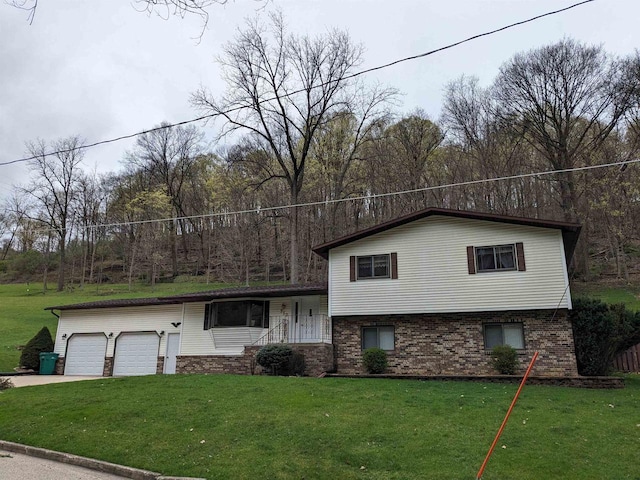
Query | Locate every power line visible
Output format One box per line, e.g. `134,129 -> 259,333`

0,0 -> 595,168
23,157 -> 638,235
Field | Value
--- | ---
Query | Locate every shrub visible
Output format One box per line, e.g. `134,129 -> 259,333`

19,326 -> 54,371
362,347 -> 388,374
491,345 -> 518,375
0,377 -> 14,390
571,298 -> 640,376
256,344 -> 294,375
288,351 -> 306,376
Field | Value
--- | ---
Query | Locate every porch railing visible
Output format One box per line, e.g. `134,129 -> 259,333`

253,315 -> 331,346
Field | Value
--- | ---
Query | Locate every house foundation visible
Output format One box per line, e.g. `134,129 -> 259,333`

332,309 -> 578,376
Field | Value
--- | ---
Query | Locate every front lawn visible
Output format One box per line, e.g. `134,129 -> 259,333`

0,375 -> 638,479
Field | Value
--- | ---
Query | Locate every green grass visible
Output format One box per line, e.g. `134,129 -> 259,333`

572,283 -> 640,311
0,375 -> 639,479
0,281 -> 241,372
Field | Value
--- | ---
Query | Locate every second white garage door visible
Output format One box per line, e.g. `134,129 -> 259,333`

113,333 -> 159,376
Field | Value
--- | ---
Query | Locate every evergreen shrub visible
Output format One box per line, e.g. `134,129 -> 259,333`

571,298 -> 640,376
256,344 -> 294,375
19,326 -> 54,371
491,345 -> 518,375
362,347 -> 388,374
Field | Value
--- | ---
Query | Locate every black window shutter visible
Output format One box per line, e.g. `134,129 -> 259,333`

390,252 -> 398,279
467,246 -> 476,274
350,256 -> 356,282
203,303 -> 211,330
516,242 -> 526,271
264,301 -> 270,329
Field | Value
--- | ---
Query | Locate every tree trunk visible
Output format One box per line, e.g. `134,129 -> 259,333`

290,190 -> 299,284
57,233 -> 65,292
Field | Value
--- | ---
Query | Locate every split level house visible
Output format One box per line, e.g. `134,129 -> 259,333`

49,208 -> 582,377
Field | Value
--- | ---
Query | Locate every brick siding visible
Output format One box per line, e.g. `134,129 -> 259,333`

332,309 -> 578,377
177,344 -> 335,376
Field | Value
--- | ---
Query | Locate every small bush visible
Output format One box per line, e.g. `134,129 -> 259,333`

256,344 -> 294,375
19,326 -> 54,371
491,345 -> 518,375
362,347 -> 388,374
288,351 -> 306,376
0,377 -> 14,390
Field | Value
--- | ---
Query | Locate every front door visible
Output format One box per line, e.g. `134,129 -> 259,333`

164,333 -> 180,374
291,296 -> 320,343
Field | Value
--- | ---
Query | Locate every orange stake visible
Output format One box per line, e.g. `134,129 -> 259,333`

476,350 -> 539,480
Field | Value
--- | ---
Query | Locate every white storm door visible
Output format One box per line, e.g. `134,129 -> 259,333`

64,334 -> 107,376
113,333 -> 159,376
163,333 -> 180,374
291,297 -> 320,343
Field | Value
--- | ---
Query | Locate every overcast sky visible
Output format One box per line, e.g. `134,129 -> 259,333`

1,0 -> 638,202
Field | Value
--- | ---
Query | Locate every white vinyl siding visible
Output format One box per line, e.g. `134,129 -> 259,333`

179,296 -> 328,355
54,304 -> 182,358
329,216 -> 571,316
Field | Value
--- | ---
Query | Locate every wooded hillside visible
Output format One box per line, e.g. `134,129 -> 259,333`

2,34 -> 639,289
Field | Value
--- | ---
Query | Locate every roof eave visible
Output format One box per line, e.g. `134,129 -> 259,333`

312,208 -> 582,262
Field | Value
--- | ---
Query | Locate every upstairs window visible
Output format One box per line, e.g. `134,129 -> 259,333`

476,245 -> 516,272
358,255 -> 390,279
467,243 -> 526,274
350,253 -> 398,281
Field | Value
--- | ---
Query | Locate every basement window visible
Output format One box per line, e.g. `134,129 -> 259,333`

362,326 -> 395,351
483,323 -> 524,350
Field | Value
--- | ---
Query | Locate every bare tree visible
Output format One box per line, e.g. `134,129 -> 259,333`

24,136 -> 84,291
192,12 -> 367,283
9,0 -> 263,40
493,39 -> 634,222
125,122 -> 204,277
442,76 -> 537,216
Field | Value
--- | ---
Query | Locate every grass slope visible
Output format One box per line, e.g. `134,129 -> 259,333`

0,375 -> 639,479
0,282 -> 239,372
572,283 -> 640,311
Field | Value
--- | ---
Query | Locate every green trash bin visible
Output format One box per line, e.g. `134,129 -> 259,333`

39,352 -> 59,375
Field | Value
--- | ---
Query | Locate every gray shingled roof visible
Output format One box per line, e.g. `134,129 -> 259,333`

45,284 -> 328,311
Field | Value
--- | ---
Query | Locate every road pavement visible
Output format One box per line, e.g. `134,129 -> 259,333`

0,449 -> 128,480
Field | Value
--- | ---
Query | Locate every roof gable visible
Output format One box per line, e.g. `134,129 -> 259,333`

312,208 -> 581,264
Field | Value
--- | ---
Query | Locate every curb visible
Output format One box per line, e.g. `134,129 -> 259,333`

0,440 -> 205,480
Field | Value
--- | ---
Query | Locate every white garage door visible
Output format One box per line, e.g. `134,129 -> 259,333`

64,334 -> 107,376
113,333 -> 159,376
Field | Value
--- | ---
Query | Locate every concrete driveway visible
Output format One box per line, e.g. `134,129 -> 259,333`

0,449 -> 129,480
1,375 -> 104,388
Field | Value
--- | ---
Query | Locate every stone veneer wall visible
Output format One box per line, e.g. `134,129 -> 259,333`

177,344 -> 335,376
54,357 -> 65,375
332,309 -> 578,377
103,358 -> 113,376
156,357 -> 165,374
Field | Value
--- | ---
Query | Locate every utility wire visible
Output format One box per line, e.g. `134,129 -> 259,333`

24,157 -> 638,235
0,0 -> 594,167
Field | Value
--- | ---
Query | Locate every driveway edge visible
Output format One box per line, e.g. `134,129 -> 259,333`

0,440 -> 205,480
